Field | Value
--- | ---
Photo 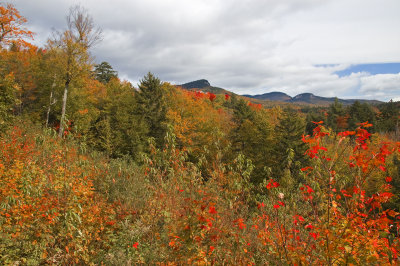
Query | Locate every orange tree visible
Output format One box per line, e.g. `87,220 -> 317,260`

0,3 -> 33,48
166,86 -> 232,176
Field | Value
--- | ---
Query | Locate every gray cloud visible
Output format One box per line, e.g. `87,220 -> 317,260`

12,0 -> 400,101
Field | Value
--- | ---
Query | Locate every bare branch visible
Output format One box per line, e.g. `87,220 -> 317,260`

66,5 -> 102,49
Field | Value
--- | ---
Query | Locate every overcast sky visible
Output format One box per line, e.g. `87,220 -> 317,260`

13,0 -> 400,101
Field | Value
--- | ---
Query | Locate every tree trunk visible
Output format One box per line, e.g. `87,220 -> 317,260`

46,76 -> 57,128
58,78 -> 69,137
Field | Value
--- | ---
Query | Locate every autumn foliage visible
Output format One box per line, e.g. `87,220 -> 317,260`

1,119 -> 399,264
0,125 -> 117,264
0,3 -> 33,48
1,4 -> 400,265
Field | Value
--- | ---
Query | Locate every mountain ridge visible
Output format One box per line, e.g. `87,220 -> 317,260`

178,79 -> 382,106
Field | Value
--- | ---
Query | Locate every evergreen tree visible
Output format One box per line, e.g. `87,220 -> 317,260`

385,156 -> 400,212
94,61 -> 117,84
305,109 -> 326,135
327,98 -> 347,133
376,100 -> 400,133
93,79 -> 147,158
233,98 -> 255,124
230,99 -> 273,184
273,108 -> 308,183
348,101 -> 376,131
135,72 -> 167,148
231,99 -> 256,152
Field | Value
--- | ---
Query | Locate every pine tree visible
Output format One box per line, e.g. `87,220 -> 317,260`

230,99 -> 256,153
230,99 -> 273,184
327,98 -> 347,133
273,108 -> 308,183
93,79 -> 147,159
94,61 -> 117,84
305,109 -> 326,135
348,101 -> 376,132
135,72 -> 167,148
385,156 -> 400,212
376,100 -> 400,134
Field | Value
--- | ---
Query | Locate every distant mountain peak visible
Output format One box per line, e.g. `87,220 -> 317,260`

242,91 -> 291,101
295,93 -> 314,97
293,93 -> 315,100
243,91 -> 381,106
180,79 -> 211,89
177,79 -> 231,95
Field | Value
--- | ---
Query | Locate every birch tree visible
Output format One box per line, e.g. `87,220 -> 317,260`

48,5 -> 101,137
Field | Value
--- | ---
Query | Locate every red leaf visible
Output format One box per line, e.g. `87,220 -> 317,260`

305,224 -> 314,229
208,92 -> 216,101
309,232 -> 319,240
257,202 -> 265,209
208,206 -> 217,214
301,166 -> 313,172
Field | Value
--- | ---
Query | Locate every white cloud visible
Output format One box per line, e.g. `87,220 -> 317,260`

11,0 -> 400,101
359,74 -> 400,100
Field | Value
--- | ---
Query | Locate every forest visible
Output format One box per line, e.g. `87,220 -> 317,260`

1,3 -> 400,265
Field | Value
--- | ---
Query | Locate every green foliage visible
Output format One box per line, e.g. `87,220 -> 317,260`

386,156 -> 400,212
376,100 -> 400,133
273,108 -> 308,183
348,101 -> 376,131
94,61 -> 118,84
230,99 -> 274,184
305,109 -> 326,135
92,79 -> 147,158
327,98 -> 347,133
135,72 -> 168,148
0,74 -> 16,131
232,98 -> 255,124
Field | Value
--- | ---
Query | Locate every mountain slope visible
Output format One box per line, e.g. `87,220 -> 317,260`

177,79 -> 382,106
179,79 -> 211,89
242,92 -> 292,101
178,79 -> 232,95
246,92 -> 382,105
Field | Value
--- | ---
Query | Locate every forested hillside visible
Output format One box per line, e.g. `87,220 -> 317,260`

1,4 -> 400,264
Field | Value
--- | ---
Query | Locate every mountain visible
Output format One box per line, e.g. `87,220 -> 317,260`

291,93 -> 338,105
245,92 -> 381,106
242,92 -> 291,101
177,79 -> 382,106
178,79 -> 232,95
180,79 -> 211,89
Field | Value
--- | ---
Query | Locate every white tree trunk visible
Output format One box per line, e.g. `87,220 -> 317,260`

46,76 -> 57,128
58,81 -> 69,137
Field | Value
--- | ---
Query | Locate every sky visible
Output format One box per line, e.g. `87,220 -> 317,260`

12,0 -> 400,101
